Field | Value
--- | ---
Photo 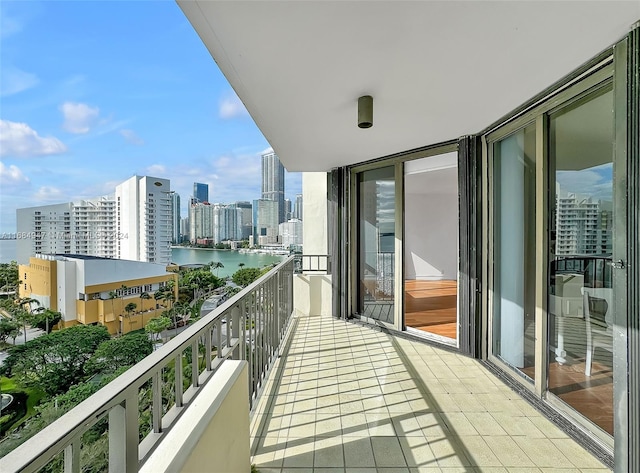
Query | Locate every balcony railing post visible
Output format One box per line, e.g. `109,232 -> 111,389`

232,305 -> 240,359
174,355 -> 183,407
191,340 -> 199,387
109,394 -> 139,473
276,269 -> 282,346
152,371 -> 162,433
64,440 -> 80,473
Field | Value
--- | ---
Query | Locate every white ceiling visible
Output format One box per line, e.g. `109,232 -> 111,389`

178,1 -> 638,172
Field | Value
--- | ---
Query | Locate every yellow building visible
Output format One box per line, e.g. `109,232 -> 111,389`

19,254 -> 178,335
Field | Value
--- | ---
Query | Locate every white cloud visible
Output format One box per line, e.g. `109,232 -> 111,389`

60,102 -> 100,134
0,120 -> 67,158
146,164 -> 166,176
0,66 -> 39,96
0,10 -> 22,38
219,92 -> 249,119
0,161 -> 30,186
119,129 -> 144,145
34,186 -> 64,202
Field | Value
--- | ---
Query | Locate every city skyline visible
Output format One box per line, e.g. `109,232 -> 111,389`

0,1 -> 301,234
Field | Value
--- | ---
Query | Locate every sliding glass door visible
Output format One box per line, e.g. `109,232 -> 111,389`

547,85 -> 615,436
357,166 -> 397,324
487,69 -> 623,445
492,124 -> 537,379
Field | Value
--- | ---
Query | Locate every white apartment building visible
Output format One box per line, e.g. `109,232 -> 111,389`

278,218 -> 302,248
115,176 -> 172,265
189,202 -> 242,244
556,189 -> 613,256
16,197 -> 117,265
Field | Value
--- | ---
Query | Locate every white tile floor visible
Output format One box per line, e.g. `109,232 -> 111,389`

250,314 -> 611,473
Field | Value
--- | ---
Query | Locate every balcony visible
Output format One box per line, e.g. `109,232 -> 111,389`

1,257 -> 609,472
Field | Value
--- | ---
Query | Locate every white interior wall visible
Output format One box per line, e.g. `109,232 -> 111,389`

404,192 -> 458,280
404,160 -> 458,281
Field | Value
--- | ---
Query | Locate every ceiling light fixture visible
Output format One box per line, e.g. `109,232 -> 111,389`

358,95 -> 373,129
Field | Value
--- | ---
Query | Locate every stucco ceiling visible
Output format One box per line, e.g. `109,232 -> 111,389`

178,1 -> 639,172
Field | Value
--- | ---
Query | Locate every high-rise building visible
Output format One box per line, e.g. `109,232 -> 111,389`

171,193 -> 181,244
193,182 -> 209,204
189,202 -> 213,243
115,176 -> 172,265
284,198 -> 292,221
252,199 -> 279,245
233,201 -> 253,240
279,218 -> 303,248
294,194 -> 303,220
261,150 -> 285,224
180,217 -> 189,242
16,197 -> 117,264
555,188 -> 612,256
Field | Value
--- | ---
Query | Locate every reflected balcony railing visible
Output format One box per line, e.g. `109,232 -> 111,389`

293,254 -> 331,274
2,256 -> 295,473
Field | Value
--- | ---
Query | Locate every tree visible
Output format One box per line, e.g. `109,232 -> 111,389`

15,297 -> 41,343
29,308 -> 62,334
85,332 -> 153,375
0,260 -> 19,292
238,262 -> 245,269
146,316 -> 171,341
0,317 -> 21,344
108,290 -> 118,320
139,291 -> 151,314
0,324 -> 110,395
232,267 -> 262,287
123,302 -> 137,334
211,261 -> 224,276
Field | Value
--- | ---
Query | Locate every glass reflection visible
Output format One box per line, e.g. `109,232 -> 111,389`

492,124 -> 537,379
358,166 -> 395,322
548,87 -> 614,435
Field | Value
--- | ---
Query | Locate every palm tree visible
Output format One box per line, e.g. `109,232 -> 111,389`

139,291 -> 151,314
108,290 -> 118,321
123,302 -> 137,334
15,297 -> 40,344
211,261 -> 224,277
238,262 -> 245,269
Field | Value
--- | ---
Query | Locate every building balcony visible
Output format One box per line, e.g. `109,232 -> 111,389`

1,257 -> 609,472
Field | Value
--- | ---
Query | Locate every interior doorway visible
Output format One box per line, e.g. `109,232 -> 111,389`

404,153 -> 459,344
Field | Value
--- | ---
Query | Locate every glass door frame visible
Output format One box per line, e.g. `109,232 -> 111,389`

483,61 -> 621,449
347,142 -> 458,333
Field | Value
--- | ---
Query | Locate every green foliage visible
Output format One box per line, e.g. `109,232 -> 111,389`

85,332 -> 153,376
0,260 -> 19,291
0,317 -> 21,343
232,267 -> 262,287
0,324 -> 110,395
145,316 -> 171,340
28,309 -> 62,334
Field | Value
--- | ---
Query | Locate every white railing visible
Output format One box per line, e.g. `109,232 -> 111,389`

1,256 -> 294,473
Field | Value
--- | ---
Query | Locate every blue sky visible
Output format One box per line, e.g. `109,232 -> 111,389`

0,1 -> 301,234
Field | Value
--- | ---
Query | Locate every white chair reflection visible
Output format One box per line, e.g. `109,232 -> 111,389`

582,289 -> 613,376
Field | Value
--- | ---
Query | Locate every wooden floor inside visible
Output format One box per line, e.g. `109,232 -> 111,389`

404,279 -> 457,340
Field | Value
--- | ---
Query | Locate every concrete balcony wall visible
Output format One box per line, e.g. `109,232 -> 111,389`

294,274 -> 332,316
140,361 -> 250,473
302,172 -> 328,255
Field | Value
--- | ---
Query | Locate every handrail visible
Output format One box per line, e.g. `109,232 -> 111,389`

1,256 -> 295,473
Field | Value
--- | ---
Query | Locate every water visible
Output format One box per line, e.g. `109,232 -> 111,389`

170,247 -> 285,278
0,239 -> 17,264
0,240 -> 284,278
